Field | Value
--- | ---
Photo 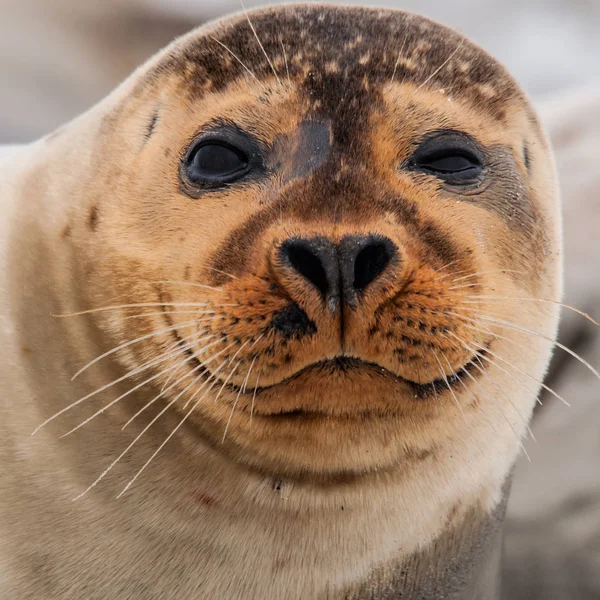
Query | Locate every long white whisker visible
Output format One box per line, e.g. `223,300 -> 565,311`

153,280 -> 223,293
443,332 -> 537,442
433,351 -> 467,424
241,0 -> 282,85
32,330 -> 209,435
122,310 -> 216,321
72,358 -> 229,501
223,356 -> 257,443
475,314 -> 600,382
116,366 -> 228,499
417,39 -> 464,90
71,320 -> 200,380
449,270 -> 526,284
53,302 -> 213,318
124,337 -> 234,428
462,296 -> 598,325
208,35 -> 265,88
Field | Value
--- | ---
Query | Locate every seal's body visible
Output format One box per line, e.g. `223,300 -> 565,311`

0,5 -> 561,599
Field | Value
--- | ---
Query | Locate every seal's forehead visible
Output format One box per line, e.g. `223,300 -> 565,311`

156,5 -> 522,120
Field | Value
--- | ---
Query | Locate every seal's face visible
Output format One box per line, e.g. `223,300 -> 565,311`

82,5 -> 560,477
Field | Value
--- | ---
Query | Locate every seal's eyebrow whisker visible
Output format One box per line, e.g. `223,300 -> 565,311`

31,330 -> 211,435
390,35 -> 409,84
208,35 -> 266,90
280,38 -> 291,87
417,38 -> 465,91
240,0 -> 282,86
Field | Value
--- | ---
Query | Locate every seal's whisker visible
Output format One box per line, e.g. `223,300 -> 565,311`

124,338 -> 237,427
32,330 -> 210,435
154,280 -> 224,293
208,35 -> 265,89
430,306 -> 598,383
446,330 -> 571,408
462,296 -> 598,325
54,302 -> 214,318
280,38 -> 291,86
180,341 -> 240,410
449,270 -> 527,284
417,39 -> 465,91
442,332 -> 537,441
60,361 -> 185,438
223,355 -> 257,443
474,313 -> 600,381
434,259 -> 462,275
201,265 -> 239,280
73,358 -> 229,502
116,362 -> 232,499
250,370 -> 261,423
434,266 -> 472,282
212,361 -> 241,406
159,331 -> 219,393
390,35 -> 408,84
433,351 -> 467,424
241,0 -> 282,86
447,336 -> 535,451
71,319 -> 201,380
122,310 -> 216,321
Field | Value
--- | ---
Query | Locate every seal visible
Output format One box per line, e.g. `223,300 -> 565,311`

0,4 -> 566,599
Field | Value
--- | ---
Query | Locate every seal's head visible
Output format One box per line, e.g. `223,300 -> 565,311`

65,5 -> 560,480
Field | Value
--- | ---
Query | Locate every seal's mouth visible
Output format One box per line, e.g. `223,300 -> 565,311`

234,352 -> 486,411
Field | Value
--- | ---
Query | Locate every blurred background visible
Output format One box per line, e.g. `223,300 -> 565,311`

2,1 -> 599,598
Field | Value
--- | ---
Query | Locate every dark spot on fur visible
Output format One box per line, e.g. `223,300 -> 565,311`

194,493 -> 219,508
145,110 -> 159,142
270,304 -> 317,339
88,205 -> 99,231
523,142 -> 531,172
61,225 -> 71,239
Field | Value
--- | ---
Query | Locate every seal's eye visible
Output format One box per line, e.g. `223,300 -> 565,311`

409,131 -> 484,184
186,141 -> 249,184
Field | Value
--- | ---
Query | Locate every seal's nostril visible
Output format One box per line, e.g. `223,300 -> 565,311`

286,244 -> 329,296
279,238 -> 338,300
353,242 -> 393,290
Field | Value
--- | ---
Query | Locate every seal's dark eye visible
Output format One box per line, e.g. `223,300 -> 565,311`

409,131 -> 484,184
186,141 -> 249,184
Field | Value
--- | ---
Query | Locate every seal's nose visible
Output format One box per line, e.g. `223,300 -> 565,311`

279,235 -> 397,310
